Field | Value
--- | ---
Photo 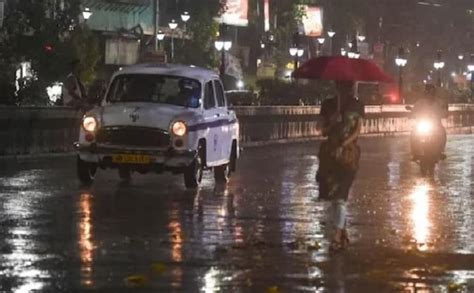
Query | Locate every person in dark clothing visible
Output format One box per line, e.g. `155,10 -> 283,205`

317,80 -> 364,251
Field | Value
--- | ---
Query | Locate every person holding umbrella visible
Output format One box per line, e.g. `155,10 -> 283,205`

317,80 -> 364,251
293,56 -> 393,251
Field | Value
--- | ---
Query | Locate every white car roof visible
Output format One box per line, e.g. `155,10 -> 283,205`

114,63 -> 220,82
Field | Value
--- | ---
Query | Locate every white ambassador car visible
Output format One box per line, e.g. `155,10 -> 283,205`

74,64 -> 240,188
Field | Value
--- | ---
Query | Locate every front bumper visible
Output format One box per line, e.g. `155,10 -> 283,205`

74,142 -> 196,168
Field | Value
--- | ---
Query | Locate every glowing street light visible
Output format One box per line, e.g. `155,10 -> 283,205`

157,30 -> 165,41
215,23 -> 232,80
290,32 -> 304,69
395,47 -> 407,104
168,19 -> 178,61
327,30 -> 335,55
181,11 -> 190,23
468,54 -> 474,98
82,7 -> 92,20
433,50 -> 445,87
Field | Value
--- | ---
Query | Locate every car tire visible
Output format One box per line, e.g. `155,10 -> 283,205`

118,167 -> 131,182
184,147 -> 204,189
77,155 -> 97,185
214,164 -> 230,184
229,141 -> 237,173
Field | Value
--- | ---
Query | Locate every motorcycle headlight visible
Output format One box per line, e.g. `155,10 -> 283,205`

83,116 -> 98,132
416,120 -> 433,136
171,121 -> 187,137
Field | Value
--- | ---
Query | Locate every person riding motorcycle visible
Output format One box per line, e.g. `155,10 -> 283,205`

411,84 -> 448,160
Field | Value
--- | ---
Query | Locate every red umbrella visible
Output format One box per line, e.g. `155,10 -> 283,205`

292,56 -> 393,83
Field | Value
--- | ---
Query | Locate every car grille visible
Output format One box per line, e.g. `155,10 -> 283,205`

96,126 -> 170,148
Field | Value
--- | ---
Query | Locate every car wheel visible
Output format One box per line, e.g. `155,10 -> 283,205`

214,164 -> 230,184
184,147 -> 204,189
229,142 -> 237,173
77,155 -> 97,185
118,167 -> 131,182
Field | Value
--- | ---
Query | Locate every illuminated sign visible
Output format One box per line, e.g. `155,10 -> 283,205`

300,6 -> 323,37
220,0 -> 248,26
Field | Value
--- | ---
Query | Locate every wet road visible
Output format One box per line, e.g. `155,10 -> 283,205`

1,136 -> 474,292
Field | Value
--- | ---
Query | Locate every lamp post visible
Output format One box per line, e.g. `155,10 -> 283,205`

215,23 -> 232,81
82,7 -> 93,21
395,47 -> 408,104
468,54 -> 474,98
289,32 -> 304,69
433,50 -> 445,87
347,38 -> 359,59
156,30 -> 165,49
181,11 -> 190,31
327,30 -> 335,55
317,37 -> 325,56
168,19 -> 178,61
458,54 -> 464,74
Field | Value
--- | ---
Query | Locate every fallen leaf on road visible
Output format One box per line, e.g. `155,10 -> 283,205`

447,282 -> 466,292
124,274 -> 148,287
266,286 -> 279,293
428,265 -> 447,275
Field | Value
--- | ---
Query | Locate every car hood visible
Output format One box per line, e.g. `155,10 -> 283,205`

89,102 -> 199,130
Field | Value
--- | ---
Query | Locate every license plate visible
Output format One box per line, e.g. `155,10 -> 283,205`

112,154 -> 151,164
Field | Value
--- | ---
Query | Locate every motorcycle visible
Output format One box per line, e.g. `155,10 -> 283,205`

406,106 -> 445,176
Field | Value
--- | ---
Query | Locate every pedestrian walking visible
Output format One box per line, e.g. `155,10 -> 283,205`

317,81 -> 364,251
291,56 -> 392,251
62,59 -> 91,112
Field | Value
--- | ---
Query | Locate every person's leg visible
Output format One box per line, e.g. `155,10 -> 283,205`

330,168 -> 354,249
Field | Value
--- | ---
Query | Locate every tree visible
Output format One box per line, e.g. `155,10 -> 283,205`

0,0 -> 99,105
172,0 -> 222,68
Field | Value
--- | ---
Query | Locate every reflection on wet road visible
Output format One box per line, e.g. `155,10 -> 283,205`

1,136 -> 474,292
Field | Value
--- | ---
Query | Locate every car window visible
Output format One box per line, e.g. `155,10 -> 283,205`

214,80 -> 226,107
106,74 -> 201,108
204,81 -> 216,109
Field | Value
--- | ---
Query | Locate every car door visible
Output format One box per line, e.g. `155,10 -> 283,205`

202,80 -> 220,165
213,79 -> 231,163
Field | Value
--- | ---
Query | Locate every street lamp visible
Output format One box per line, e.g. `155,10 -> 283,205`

289,32 -> 303,70
348,39 -> 359,58
468,54 -> 474,98
357,35 -> 366,42
181,11 -> 190,32
168,19 -> 178,61
215,23 -> 232,81
433,50 -> 445,87
156,30 -> 165,50
458,54 -> 464,60
181,11 -> 190,23
327,30 -> 335,55
317,37 -> 325,56
82,7 -> 92,20
157,30 -> 165,41
395,47 -> 408,104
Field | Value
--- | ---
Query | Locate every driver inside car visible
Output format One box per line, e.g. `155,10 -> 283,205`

175,79 -> 200,108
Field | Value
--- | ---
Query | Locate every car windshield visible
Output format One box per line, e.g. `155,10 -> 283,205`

107,74 -> 201,108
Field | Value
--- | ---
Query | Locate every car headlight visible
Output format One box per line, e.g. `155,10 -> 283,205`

83,116 -> 98,132
171,121 -> 187,137
416,120 -> 433,136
